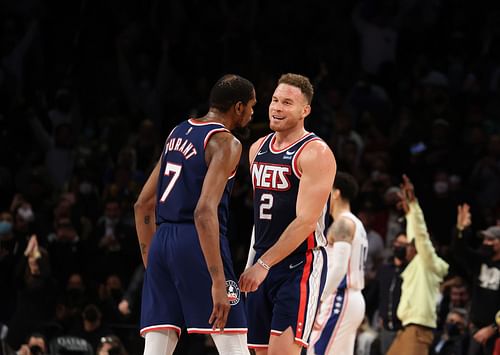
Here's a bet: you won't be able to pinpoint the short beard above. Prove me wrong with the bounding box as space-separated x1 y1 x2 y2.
232 126 251 141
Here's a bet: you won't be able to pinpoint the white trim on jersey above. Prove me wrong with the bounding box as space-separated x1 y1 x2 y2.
302 248 326 343
313 203 329 247
203 127 230 149
291 137 322 178
186 327 248 334
140 324 182 337
248 343 269 349
188 118 226 127
268 132 314 154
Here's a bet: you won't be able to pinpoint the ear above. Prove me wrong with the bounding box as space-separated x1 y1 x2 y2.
235 101 245 115
303 104 311 118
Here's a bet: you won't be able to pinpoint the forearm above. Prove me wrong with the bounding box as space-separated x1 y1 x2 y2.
134 204 156 267
260 217 316 266
245 227 256 270
194 210 226 284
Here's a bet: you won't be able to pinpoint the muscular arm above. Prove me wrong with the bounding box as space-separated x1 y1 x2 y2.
322 217 355 300
194 131 242 329
260 140 336 266
134 159 160 268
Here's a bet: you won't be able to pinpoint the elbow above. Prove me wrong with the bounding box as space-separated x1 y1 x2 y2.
194 205 212 227
297 216 318 235
134 197 154 212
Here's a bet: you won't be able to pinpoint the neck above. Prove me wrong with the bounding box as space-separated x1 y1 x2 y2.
274 127 307 149
332 201 350 221
200 109 232 129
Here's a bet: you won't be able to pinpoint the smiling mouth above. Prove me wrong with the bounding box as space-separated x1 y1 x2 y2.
272 115 285 121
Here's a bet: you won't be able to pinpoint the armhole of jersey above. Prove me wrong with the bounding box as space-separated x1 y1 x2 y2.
203 128 230 149
228 167 237 180
204 128 234 175
249 133 273 166
291 137 322 178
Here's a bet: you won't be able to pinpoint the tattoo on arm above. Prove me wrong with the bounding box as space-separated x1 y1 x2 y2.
140 242 147 255
332 218 353 243
144 216 150 224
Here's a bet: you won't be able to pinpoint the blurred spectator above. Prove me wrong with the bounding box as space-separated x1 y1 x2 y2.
431 308 469 355
6 235 57 349
452 204 500 355
0 210 18 323
373 231 408 354
46 215 85 284
387 175 449 355
95 335 128 355
69 304 114 352
437 277 471 330
88 199 139 282
16 332 49 355
117 265 144 322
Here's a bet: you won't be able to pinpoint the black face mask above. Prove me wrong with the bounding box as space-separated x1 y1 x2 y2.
478 244 495 258
446 323 461 337
393 246 407 261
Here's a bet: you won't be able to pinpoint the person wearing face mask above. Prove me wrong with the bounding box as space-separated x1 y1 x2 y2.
452 204 500 355
431 308 469 355
386 175 449 355
373 231 409 354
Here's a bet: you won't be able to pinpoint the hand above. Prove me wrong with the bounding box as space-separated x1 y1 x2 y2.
397 174 415 214
17 344 30 355
209 281 230 331
473 325 496 344
456 203 471 230
24 234 40 258
239 263 268 293
118 299 131 315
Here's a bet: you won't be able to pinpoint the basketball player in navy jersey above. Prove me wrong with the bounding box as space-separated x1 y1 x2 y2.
308 172 368 355
239 73 336 355
134 74 257 355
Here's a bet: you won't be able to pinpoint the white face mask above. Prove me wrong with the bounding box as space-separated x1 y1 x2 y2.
433 181 449 195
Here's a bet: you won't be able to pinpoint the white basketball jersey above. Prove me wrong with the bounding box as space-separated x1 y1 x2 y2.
340 211 368 291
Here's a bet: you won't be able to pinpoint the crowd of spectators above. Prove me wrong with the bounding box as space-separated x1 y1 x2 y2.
0 0 499 354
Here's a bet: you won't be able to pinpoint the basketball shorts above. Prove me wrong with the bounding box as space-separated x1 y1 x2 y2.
140 222 247 337
246 247 327 349
308 288 365 355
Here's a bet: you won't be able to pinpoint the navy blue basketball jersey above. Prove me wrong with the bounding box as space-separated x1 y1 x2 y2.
251 132 330 256
156 119 235 234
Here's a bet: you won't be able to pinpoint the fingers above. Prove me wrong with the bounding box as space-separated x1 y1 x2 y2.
239 275 258 293
209 303 230 331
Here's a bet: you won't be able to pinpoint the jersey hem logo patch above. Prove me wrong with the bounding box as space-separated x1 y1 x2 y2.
226 280 241 306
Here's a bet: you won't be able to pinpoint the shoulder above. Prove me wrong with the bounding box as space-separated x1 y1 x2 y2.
296 137 336 174
299 138 333 160
329 216 356 241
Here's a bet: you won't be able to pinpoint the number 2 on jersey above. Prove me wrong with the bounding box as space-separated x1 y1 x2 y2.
259 193 274 220
160 162 182 203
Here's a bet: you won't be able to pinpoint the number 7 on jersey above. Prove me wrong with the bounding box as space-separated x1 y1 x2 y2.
160 162 182 203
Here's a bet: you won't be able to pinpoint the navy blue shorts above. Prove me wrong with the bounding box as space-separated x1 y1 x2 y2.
140 223 247 336
246 247 327 349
